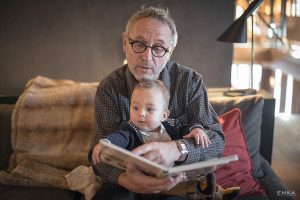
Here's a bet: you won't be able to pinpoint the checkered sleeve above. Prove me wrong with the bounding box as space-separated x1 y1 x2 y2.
88 80 125 184
181 72 225 163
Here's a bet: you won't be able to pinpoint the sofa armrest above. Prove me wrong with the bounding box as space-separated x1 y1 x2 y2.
0 104 14 170
260 93 275 164
259 156 296 200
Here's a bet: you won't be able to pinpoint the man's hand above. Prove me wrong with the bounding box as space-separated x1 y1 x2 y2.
132 141 181 167
118 162 185 193
183 128 211 148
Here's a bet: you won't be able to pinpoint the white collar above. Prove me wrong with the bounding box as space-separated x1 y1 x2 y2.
140 123 166 136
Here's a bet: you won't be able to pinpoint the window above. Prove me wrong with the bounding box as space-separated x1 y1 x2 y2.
231 64 262 90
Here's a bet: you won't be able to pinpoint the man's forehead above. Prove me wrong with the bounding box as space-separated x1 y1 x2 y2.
128 18 172 44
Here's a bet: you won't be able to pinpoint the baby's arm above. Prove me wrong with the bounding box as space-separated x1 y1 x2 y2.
92 128 131 164
183 128 211 148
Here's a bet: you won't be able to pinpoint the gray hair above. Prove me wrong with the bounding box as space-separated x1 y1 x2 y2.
125 6 178 47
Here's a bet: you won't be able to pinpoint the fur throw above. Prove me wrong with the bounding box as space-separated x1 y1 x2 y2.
0 76 99 190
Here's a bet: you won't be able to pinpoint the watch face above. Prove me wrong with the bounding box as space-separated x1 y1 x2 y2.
177 141 188 162
182 148 188 154
180 143 188 154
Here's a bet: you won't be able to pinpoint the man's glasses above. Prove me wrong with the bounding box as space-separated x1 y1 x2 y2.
128 38 170 58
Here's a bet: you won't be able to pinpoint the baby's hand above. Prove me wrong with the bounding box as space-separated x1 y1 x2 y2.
92 143 102 164
183 128 211 148
92 139 110 164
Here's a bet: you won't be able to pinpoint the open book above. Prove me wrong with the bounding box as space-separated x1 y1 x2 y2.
99 140 239 179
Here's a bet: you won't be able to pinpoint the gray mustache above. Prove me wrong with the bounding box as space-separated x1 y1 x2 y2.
136 60 155 69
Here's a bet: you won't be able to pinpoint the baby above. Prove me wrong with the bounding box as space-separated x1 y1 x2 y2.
99 79 211 158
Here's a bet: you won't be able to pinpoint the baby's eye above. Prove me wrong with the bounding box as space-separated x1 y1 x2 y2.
132 106 138 111
146 108 153 112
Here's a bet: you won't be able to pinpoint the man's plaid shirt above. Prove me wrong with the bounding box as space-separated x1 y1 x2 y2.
89 60 225 184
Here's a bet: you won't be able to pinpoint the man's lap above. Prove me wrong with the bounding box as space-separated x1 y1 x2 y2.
92 183 186 200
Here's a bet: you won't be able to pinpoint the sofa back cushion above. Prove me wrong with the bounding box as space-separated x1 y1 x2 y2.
210 95 264 178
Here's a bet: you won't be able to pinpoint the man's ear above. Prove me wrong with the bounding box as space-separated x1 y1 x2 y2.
168 46 175 57
122 32 127 53
162 109 170 122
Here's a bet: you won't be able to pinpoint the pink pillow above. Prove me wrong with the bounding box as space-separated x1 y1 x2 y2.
216 108 266 196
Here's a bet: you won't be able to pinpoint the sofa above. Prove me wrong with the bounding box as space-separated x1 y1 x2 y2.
0 76 295 200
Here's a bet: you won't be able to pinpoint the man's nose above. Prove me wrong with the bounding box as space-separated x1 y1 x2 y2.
141 47 153 60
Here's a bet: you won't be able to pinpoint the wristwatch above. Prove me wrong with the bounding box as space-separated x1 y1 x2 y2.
176 140 188 163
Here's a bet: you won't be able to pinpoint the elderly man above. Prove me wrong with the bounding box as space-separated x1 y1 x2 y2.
89 6 225 200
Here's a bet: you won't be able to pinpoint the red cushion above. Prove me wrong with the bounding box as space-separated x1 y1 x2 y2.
215 108 266 196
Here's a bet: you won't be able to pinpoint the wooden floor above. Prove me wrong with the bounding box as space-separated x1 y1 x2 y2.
272 114 300 199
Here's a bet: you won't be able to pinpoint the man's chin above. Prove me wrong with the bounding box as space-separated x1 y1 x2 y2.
135 74 158 81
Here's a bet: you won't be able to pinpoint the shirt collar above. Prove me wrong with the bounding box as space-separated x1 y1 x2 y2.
159 61 171 91
140 123 167 136
125 65 139 98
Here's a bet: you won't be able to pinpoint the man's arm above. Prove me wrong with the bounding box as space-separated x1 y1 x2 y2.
181 72 225 163
88 81 125 184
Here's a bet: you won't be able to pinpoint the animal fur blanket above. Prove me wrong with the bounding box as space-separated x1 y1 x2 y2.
0 76 99 191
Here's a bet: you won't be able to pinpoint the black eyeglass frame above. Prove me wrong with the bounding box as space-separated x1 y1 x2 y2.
128 38 170 58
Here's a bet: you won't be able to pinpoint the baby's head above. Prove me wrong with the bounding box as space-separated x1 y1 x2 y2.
130 80 170 131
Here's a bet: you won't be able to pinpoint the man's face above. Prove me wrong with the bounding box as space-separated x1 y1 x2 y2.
130 87 169 132
123 18 174 81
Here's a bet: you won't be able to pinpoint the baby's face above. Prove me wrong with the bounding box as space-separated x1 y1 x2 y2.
130 87 168 132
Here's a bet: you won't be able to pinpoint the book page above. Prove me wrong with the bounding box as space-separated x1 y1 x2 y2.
100 141 168 177
99 140 238 178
